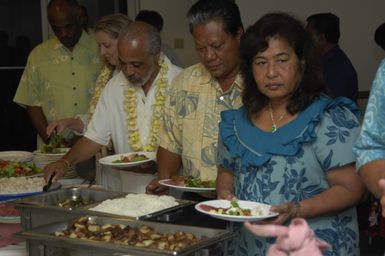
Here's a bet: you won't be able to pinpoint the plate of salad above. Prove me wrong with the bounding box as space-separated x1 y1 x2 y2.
98 152 155 168
0 160 42 178
158 176 216 192
195 200 278 222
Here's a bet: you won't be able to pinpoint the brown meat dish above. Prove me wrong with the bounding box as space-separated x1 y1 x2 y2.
54 217 204 251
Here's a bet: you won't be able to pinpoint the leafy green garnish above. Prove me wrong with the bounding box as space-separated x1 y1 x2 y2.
184 176 216 188
230 200 240 208
0 160 42 178
40 132 65 153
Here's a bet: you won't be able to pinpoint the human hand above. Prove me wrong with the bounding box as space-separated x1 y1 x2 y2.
46 118 84 137
379 179 385 217
216 190 237 201
260 202 300 225
43 159 70 183
46 119 71 137
244 221 288 237
146 178 169 195
244 219 330 256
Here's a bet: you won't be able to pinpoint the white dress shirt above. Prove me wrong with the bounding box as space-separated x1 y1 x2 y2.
84 55 182 193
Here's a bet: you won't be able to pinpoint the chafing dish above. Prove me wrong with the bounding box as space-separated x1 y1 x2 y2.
9 187 123 229
10 187 199 256
10 187 196 229
16 216 234 256
81 198 195 222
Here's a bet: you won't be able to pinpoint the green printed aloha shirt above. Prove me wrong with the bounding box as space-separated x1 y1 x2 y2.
159 63 243 180
14 31 101 146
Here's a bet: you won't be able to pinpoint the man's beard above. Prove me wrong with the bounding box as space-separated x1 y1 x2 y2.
126 75 144 87
126 66 155 87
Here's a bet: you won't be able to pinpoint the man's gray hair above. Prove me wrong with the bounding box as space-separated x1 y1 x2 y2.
119 21 161 56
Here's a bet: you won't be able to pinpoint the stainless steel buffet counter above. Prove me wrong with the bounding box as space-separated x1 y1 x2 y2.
8 187 230 256
10 187 122 230
10 187 195 229
16 216 233 256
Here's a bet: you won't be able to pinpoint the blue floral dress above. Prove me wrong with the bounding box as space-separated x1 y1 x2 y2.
217 96 361 256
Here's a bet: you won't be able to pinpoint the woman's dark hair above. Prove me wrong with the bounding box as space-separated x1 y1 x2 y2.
240 12 325 117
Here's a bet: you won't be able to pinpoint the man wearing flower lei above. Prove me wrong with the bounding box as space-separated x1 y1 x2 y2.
44 22 182 193
146 0 244 200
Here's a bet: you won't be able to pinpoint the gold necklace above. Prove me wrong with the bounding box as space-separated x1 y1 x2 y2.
268 102 287 133
124 55 168 152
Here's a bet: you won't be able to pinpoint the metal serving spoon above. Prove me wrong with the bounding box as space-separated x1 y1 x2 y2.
43 173 54 192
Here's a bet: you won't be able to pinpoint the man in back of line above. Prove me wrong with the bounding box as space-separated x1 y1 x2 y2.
306 12 358 102
135 9 185 67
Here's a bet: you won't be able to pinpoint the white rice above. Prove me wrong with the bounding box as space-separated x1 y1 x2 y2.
252 204 272 216
0 177 45 194
90 193 179 217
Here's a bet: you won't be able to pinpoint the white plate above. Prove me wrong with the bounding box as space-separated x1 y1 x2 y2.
34 148 70 156
195 200 278 222
98 152 155 168
0 151 33 162
158 179 216 192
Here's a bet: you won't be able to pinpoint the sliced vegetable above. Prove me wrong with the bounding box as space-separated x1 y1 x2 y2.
0 160 42 178
170 176 216 188
112 154 149 163
200 200 252 216
40 132 65 153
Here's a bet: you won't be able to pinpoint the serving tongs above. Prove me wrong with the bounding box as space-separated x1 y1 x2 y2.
80 178 95 188
42 173 54 192
42 173 62 192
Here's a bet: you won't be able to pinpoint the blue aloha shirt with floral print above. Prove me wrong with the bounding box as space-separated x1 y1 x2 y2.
354 59 385 171
217 95 361 256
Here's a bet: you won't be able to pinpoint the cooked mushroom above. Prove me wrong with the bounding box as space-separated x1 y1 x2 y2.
53 217 203 251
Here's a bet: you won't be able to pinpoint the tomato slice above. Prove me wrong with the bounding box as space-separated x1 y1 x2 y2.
0 160 9 169
15 167 25 175
199 204 217 212
165 179 179 185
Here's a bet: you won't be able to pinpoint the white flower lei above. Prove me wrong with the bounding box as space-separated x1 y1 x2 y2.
88 65 113 119
124 56 168 152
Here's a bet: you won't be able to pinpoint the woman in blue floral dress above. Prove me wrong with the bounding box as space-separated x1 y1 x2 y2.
216 13 365 256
